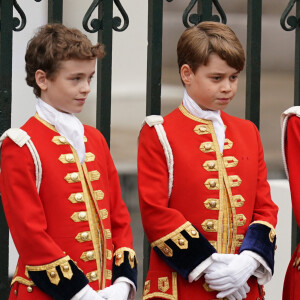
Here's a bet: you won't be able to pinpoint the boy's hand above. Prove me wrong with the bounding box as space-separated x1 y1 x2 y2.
224 282 250 300
205 253 259 298
98 282 130 300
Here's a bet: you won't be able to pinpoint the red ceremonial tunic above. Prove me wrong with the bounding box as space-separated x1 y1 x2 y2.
282 114 300 300
138 105 278 300
0 115 137 299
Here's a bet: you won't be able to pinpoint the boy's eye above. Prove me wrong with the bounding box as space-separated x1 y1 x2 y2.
72 77 80 81
211 76 221 81
230 75 238 81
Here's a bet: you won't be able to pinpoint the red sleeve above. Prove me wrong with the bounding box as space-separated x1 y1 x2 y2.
286 115 300 227
0 138 65 264
251 122 278 227
138 124 188 241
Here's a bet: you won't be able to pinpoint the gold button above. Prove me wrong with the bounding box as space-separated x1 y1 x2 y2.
71 173 79 181
200 126 206 132
90 272 97 280
86 251 94 260
130 254 135 262
59 137 66 143
50 271 56 278
207 221 214 229
270 233 275 240
293 261 296 267
78 212 87 221
81 232 89 240
208 162 215 169
14 290 17 295
205 143 212 150
209 200 217 208
66 154 74 162
27 286 33 293
164 247 169 253
178 239 185 246
75 193 83 202
191 230 197 236
117 253 122 259
63 265 70 272
209 180 216 188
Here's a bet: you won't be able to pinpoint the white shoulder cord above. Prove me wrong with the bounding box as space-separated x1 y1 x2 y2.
0 128 42 193
280 106 300 180
143 116 174 198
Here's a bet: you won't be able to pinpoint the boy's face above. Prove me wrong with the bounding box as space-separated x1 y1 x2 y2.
37 59 96 114
181 53 239 111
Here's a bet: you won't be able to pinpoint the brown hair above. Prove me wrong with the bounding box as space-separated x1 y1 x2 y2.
25 23 105 97
177 21 245 76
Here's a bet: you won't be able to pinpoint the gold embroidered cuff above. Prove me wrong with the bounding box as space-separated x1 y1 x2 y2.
150 222 200 256
250 221 276 243
25 256 73 286
114 248 137 269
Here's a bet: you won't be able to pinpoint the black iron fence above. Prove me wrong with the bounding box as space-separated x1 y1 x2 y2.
0 0 299 298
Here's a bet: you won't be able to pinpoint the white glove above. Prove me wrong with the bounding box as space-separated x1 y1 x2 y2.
71 285 105 300
204 252 259 298
97 282 130 300
226 282 250 300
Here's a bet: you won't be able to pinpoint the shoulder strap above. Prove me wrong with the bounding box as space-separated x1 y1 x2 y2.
143 115 174 198
0 128 42 193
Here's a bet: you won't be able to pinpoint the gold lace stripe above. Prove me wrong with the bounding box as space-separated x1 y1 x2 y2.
88 170 100 181
151 221 194 248
85 152 95 162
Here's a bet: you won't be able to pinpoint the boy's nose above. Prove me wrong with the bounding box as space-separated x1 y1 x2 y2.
221 80 232 92
81 81 91 94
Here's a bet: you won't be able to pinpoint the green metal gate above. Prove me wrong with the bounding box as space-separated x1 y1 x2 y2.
0 0 299 298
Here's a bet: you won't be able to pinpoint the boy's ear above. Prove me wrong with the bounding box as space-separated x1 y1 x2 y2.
180 64 193 85
35 70 48 91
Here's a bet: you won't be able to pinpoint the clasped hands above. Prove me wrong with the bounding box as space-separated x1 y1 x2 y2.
204 252 259 300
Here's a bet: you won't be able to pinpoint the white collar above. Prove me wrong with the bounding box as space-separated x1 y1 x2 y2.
36 98 86 163
182 89 225 152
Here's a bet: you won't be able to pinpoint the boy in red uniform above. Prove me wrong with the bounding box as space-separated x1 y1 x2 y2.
138 21 278 300
0 24 137 300
281 107 300 300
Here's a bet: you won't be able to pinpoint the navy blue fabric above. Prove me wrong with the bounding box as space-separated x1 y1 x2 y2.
112 251 138 289
28 260 89 300
154 226 216 280
239 223 276 274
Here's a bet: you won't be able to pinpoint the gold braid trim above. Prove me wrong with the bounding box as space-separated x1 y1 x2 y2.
11 276 35 287
114 247 137 269
178 104 209 124
25 255 71 272
151 222 198 249
143 272 177 300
